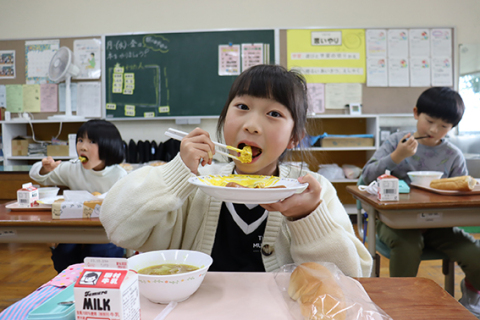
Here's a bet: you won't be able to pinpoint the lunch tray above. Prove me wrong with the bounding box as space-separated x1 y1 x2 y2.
27 284 75 320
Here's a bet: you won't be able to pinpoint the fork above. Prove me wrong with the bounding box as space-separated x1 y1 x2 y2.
165 128 247 162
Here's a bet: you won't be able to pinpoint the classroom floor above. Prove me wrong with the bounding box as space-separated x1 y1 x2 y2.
1 232 479 312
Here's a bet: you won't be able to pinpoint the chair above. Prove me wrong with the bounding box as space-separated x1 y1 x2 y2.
356 176 455 296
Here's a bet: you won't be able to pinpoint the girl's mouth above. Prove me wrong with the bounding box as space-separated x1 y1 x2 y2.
79 156 89 164
239 143 262 160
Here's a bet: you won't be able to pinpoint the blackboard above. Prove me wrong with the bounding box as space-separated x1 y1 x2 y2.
104 30 275 118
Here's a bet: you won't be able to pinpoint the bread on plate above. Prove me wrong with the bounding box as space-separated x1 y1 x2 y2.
429 175 477 191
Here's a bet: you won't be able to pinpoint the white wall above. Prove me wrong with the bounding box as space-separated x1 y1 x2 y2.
2 0 480 142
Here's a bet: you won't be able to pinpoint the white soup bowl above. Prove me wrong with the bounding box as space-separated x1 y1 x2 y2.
407 171 443 187
128 249 213 304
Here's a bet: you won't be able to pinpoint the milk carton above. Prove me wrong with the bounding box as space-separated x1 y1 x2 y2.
17 183 39 207
74 258 140 320
377 170 399 201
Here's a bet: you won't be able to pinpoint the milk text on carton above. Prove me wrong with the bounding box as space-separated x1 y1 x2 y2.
377 170 399 201
17 183 39 207
74 258 140 320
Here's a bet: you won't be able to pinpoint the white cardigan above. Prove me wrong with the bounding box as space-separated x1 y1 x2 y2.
100 155 372 277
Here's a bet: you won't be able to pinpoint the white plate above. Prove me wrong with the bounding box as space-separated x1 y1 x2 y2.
411 182 480 195
188 175 308 204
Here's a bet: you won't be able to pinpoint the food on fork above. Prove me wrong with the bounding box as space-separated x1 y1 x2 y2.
78 156 87 163
429 175 477 191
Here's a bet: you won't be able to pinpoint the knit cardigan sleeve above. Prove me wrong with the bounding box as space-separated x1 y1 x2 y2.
100 154 197 251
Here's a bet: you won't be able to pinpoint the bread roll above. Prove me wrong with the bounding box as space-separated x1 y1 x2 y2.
430 176 477 191
288 262 346 320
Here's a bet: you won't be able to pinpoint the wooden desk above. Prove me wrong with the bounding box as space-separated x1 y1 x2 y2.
0 202 108 244
138 273 475 320
346 185 480 276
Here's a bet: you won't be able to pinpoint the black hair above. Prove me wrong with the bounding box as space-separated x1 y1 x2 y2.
77 119 124 166
216 64 309 162
416 87 465 127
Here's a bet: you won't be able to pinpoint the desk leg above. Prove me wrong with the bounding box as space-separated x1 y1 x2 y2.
366 207 377 277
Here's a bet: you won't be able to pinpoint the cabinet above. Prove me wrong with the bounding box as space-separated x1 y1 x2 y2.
290 114 415 213
1 120 85 166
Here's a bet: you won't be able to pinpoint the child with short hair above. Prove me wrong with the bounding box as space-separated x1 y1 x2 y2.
100 65 372 277
362 87 480 317
30 119 127 273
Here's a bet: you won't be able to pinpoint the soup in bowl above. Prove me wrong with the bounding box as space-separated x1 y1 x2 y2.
128 249 213 304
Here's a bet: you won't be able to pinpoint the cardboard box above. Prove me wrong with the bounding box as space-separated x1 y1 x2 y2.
17 182 39 207
74 257 140 320
322 137 374 148
52 199 103 219
377 172 399 201
47 145 70 156
11 137 34 156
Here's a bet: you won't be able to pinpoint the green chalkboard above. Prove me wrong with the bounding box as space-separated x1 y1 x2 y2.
104 30 275 118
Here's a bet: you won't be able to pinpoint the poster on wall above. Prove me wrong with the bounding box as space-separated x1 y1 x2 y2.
25 39 60 84
218 44 240 76
0 50 16 79
74 39 102 79
287 29 366 83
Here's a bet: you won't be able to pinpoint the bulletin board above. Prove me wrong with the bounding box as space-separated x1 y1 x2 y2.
279 27 455 114
0 36 102 119
104 29 276 119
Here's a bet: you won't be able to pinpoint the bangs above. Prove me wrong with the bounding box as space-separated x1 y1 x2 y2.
231 67 294 111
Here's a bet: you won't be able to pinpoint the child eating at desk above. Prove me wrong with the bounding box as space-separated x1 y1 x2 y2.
361 87 480 318
100 64 372 278
29 119 127 273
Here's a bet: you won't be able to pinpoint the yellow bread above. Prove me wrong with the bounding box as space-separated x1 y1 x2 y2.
430 175 477 191
288 262 346 320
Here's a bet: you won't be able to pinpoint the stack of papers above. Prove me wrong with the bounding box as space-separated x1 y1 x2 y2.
28 143 47 156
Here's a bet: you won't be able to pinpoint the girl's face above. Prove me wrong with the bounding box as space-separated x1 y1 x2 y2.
76 134 105 171
223 95 296 176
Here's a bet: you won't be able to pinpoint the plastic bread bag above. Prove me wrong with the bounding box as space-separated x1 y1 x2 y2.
274 262 392 320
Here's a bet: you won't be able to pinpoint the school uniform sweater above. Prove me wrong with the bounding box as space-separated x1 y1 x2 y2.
362 131 467 184
29 161 127 194
100 154 373 277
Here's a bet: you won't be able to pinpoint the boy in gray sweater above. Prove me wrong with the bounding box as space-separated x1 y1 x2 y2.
362 87 480 318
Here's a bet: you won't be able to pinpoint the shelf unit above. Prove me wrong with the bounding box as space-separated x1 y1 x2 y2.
290 114 415 207
1 120 86 166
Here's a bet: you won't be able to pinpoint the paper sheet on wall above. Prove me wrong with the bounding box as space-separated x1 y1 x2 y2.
410 57 431 87
25 39 59 84
431 57 453 86
5 85 23 112
74 39 102 79
388 57 409 87
40 83 58 112
0 85 6 108
0 50 16 79
77 81 101 117
218 44 241 75
22 84 41 112
431 29 452 57
58 83 77 112
387 29 409 57
366 58 388 87
306 83 325 114
287 29 366 83
241 43 264 72
409 29 430 57
366 29 387 57
325 83 362 109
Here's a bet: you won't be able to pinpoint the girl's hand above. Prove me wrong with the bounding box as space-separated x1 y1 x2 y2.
261 174 322 220
390 133 418 164
40 156 61 175
179 127 215 175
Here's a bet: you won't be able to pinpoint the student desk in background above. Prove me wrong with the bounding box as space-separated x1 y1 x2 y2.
0 202 108 244
346 185 480 277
